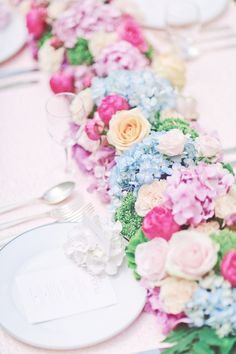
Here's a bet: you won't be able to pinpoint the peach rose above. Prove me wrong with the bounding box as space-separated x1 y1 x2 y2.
107 108 150 152
196 135 222 158
89 32 118 59
193 221 220 235
215 185 236 219
166 230 219 280
159 277 197 314
152 53 186 91
158 129 186 156
135 180 167 217
71 89 94 125
135 238 169 286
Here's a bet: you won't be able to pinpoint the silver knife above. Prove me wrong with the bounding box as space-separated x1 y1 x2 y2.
0 67 39 79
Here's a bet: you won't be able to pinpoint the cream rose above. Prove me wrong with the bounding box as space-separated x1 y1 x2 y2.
76 131 99 153
47 0 72 20
135 180 167 217
158 129 186 156
71 89 94 125
166 230 219 280
38 41 64 73
135 238 169 286
215 185 236 219
159 277 197 314
160 109 185 122
107 108 150 152
152 53 186 91
193 221 220 235
89 32 118 59
196 135 222 158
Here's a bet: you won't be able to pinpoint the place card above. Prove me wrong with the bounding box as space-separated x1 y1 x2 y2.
16 265 117 324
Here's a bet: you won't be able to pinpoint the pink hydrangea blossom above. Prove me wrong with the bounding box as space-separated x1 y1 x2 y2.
118 15 148 53
144 287 188 335
97 94 130 125
74 66 95 92
165 163 234 226
85 116 105 141
53 0 122 48
94 41 148 77
142 206 180 241
26 7 47 39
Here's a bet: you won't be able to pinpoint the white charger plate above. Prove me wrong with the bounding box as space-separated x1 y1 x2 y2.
136 0 229 28
0 12 27 63
0 223 146 350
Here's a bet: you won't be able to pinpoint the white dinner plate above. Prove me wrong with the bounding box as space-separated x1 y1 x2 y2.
136 0 229 28
0 11 27 63
0 223 146 350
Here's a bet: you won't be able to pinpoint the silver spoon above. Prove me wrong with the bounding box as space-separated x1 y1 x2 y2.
0 181 76 215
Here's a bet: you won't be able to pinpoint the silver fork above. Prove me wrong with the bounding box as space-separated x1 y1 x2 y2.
0 201 94 231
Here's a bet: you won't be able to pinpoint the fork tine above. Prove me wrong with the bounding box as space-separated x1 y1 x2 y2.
65 204 94 222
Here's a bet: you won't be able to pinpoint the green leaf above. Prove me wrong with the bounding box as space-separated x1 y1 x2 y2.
37 31 52 48
67 38 93 65
223 162 235 176
145 45 154 61
125 228 148 275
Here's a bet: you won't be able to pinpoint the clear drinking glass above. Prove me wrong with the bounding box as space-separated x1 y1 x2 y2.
46 93 85 174
166 0 201 60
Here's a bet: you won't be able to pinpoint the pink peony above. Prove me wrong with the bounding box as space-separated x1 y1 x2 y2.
97 94 130 125
94 40 148 77
85 116 104 141
142 206 180 241
221 250 236 286
118 15 148 52
26 7 47 39
49 72 75 93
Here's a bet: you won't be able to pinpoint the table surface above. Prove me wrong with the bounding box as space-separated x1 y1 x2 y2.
1 2 236 354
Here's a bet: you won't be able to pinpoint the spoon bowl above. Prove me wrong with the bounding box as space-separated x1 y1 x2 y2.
42 181 75 204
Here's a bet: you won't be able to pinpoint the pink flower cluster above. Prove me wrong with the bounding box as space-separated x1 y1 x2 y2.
118 15 148 53
165 163 234 226
53 0 122 48
94 41 148 77
98 94 130 125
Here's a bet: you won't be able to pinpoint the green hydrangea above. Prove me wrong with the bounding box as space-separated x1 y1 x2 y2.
211 229 236 271
115 193 143 241
67 38 93 65
155 117 199 139
125 228 148 279
38 31 52 48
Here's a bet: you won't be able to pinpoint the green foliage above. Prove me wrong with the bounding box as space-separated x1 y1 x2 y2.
125 228 148 279
67 38 94 65
211 229 236 271
154 117 199 139
115 193 143 241
163 326 236 354
145 45 154 61
223 162 235 176
38 31 52 48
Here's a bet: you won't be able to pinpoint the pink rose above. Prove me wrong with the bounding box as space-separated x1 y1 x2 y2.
221 250 236 286
135 238 169 285
166 230 219 280
142 206 180 241
118 15 148 53
85 116 104 141
98 94 130 126
26 7 47 39
49 72 75 93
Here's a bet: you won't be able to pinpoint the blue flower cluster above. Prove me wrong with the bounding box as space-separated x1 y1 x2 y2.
109 131 196 199
186 274 236 337
91 70 176 123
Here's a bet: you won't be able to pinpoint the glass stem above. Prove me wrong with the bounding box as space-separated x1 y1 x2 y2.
64 145 74 174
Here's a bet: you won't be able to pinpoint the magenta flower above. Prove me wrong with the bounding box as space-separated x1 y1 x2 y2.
142 206 180 241
165 163 234 226
221 250 236 286
49 71 75 93
26 7 47 39
97 94 130 125
85 117 104 141
94 41 148 77
118 15 148 53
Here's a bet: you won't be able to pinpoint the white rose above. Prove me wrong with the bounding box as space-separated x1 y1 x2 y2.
215 185 236 219
160 109 185 122
77 131 99 153
47 0 71 20
135 180 167 216
89 32 118 60
71 89 94 125
196 135 222 158
38 40 64 73
158 129 186 156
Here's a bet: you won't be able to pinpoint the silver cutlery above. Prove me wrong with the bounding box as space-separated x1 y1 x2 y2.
0 67 39 80
0 201 94 231
0 79 39 90
0 181 76 215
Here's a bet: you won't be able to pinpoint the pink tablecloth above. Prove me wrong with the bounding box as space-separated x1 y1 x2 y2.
1 2 236 353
